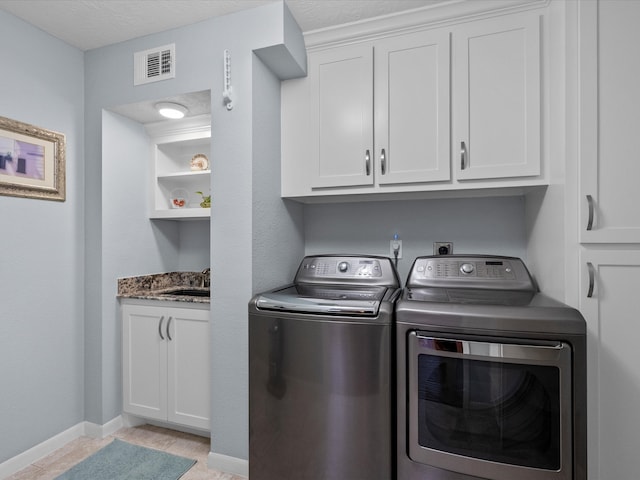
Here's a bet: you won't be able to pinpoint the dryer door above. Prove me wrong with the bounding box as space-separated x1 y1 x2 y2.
407 332 572 480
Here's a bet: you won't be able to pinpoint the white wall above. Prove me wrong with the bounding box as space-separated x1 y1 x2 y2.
304 197 527 281
525 0 571 304
178 222 210 271
0 10 85 463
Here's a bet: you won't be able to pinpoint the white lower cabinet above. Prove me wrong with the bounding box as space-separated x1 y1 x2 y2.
122 302 210 431
579 250 640 479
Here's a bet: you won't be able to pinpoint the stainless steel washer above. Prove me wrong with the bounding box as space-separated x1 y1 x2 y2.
396 255 587 480
249 255 400 480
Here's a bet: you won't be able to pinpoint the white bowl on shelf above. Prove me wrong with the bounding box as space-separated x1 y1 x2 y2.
170 189 189 209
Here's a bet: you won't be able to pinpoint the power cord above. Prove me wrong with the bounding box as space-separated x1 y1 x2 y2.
392 234 400 268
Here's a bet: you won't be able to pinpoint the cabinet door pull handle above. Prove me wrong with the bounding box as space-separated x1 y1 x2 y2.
587 262 595 298
460 141 468 170
380 148 387 175
166 316 173 341
158 316 165 340
586 195 594 231
365 150 371 176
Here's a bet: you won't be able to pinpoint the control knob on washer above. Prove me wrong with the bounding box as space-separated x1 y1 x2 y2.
460 263 475 275
338 261 349 273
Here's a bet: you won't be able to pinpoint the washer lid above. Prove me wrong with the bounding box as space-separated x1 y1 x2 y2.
255 285 388 316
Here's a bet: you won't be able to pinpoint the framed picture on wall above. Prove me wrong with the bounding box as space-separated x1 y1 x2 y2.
0 115 65 201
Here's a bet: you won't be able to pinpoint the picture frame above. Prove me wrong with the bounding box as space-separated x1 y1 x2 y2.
0 115 65 201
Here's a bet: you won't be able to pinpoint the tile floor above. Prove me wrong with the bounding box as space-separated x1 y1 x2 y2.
6 424 246 480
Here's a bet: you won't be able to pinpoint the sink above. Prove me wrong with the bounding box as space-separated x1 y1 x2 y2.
160 288 210 297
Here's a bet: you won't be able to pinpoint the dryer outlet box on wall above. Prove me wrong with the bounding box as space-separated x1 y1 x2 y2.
434 242 453 255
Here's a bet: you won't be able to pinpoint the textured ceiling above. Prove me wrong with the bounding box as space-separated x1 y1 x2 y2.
0 0 443 124
0 0 442 51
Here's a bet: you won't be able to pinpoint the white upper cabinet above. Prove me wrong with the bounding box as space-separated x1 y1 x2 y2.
375 30 451 185
281 6 546 201
310 44 374 189
579 0 640 243
309 29 450 190
453 13 541 181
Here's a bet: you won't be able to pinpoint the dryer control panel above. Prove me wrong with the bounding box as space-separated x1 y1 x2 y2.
407 255 536 291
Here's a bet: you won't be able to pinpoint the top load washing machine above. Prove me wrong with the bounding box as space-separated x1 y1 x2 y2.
395 255 586 480
249 255 401 480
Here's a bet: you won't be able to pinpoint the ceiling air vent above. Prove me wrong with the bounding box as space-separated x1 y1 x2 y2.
134 44 175 85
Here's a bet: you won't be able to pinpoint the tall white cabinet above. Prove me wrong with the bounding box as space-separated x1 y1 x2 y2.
579 252 640 480
577 1 640 478
122 301 210 431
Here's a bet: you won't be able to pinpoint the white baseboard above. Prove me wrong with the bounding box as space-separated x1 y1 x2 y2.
0 415 244 479
84 415 124 439
208 451 248 478
0 415 123 479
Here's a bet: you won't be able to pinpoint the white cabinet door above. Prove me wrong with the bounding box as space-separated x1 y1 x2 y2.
122 304 167 420
375 30 451 185
310 44 374 189
579 0 640 242
453 13 541 181
580 250 640 480
284 8 546 200
167 308 210 430
122 302 210 430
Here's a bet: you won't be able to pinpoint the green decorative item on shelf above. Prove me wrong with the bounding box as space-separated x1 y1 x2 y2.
196 191 211 208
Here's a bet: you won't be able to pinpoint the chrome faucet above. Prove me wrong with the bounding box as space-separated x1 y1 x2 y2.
201 268 210 288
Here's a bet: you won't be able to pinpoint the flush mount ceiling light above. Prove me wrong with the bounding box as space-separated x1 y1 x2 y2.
155 102 188 119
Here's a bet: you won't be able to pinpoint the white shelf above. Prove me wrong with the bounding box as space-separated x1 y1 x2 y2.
150 207 211 220
146 115 211 220
158 170 211 180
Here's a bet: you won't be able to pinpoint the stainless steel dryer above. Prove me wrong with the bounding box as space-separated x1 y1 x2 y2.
249 255 401 480
395 255 586 480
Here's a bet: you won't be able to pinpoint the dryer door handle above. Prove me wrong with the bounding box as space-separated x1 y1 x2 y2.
412 333 570 365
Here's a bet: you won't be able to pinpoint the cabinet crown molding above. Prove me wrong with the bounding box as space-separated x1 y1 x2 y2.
304 0 548 49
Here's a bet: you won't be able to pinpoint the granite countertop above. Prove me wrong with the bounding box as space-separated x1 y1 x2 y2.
117 271 210 304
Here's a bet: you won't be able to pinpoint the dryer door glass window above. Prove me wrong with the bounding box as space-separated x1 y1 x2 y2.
418 355 560 468
408 334 573 476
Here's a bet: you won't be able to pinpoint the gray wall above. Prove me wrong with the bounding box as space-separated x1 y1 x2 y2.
0 10 85 463
304 197 527 281
0 0 537 470
84 0 305 462
101 111 184 420
207 8 305 461
0 0 304 466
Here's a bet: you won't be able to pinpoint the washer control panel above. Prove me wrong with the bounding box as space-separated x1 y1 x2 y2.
408 255 535 291
294 255 399 287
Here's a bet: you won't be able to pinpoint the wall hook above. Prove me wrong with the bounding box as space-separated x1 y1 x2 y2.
223 49 234 110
